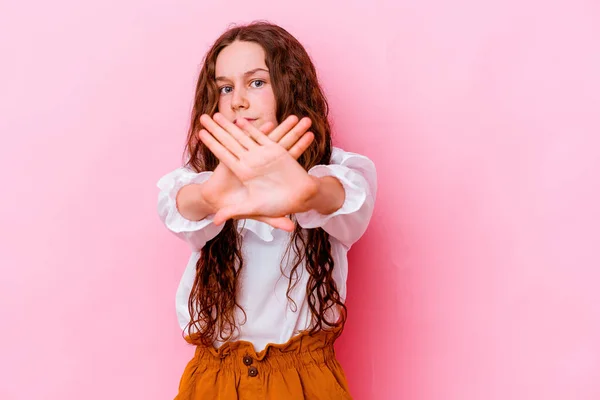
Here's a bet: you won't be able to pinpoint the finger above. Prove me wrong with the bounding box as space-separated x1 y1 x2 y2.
215 205 296 232
259 121 275 134
278 117 313 150
198 129 241 173
235 118 271 146
212 113 259 150
244 215 295 232
267 115 299 142
236 117 275 144
288 132 315 160
237 117 309 157
200 114 247 157
234 119 272 145
257 216 295 232
238 118 271 145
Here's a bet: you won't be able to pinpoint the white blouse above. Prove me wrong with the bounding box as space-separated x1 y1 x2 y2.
157 147 377 351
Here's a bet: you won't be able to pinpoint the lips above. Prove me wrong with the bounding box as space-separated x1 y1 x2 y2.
234 117 256 124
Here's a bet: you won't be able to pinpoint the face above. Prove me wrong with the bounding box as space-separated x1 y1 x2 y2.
214 40 277 129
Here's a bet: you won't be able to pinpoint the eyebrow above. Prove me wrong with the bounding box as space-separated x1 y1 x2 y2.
215 68 269 82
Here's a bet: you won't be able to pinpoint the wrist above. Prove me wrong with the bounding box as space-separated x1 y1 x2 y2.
176 183 218 221
305 176 345 215
197 180 220 215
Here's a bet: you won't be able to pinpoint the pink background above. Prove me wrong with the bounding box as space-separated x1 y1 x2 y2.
1 0 599 399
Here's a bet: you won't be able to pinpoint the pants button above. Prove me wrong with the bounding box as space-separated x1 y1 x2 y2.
243 356 253 366
248 366 258 377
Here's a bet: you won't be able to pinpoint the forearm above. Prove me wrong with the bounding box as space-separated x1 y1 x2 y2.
305 176 345 215
176 183 217 221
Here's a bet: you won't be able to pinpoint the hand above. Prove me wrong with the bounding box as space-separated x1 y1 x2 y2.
198 114 317 231
199 113 314 231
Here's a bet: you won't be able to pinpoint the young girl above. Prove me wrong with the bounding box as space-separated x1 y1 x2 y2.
157 21 377 399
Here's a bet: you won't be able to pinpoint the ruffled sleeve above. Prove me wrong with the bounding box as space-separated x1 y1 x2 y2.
157 167 224 251
295 147 377 248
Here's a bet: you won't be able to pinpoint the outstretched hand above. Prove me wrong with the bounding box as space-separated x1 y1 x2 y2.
199 113 318 231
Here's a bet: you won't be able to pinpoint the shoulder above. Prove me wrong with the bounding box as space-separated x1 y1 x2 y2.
331 146 374 163
329 147 377 178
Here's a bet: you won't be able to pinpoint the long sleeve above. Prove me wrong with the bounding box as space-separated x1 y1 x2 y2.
157 167 224 251
295 147 377 248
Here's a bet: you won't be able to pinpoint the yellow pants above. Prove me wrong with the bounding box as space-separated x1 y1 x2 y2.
175 328 352 399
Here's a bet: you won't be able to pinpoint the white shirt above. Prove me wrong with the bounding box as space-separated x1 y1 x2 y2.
157 147 377 351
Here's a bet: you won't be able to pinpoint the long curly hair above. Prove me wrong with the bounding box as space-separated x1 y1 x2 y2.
183 21 346 346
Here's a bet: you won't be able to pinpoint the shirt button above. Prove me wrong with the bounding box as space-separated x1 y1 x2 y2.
243 356 253 366
248 366 258 377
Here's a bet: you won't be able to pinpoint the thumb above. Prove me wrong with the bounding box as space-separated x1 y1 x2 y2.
253 216 295 232
215 206 296 232
213 204 248 227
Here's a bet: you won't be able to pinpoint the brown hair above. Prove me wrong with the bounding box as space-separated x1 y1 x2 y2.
183 21 346 346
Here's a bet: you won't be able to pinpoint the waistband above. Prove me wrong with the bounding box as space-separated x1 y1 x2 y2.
191 327 342 374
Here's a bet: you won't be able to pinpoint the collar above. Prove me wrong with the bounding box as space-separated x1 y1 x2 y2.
236 219 275 242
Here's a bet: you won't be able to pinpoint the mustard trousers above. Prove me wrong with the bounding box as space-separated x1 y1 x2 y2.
175 329 352 399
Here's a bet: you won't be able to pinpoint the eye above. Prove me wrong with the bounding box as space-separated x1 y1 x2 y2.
219 86 233 95
250 80 265 88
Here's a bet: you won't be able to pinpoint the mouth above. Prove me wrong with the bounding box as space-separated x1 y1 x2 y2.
234 117 257 124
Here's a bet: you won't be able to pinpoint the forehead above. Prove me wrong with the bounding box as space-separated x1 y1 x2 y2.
215 41 267 77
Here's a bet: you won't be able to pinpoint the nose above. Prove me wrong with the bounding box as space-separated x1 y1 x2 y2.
231 87 249 111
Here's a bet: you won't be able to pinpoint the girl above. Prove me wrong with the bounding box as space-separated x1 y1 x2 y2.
157 21 377 399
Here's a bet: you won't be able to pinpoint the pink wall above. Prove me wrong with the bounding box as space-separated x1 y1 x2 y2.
1 1 599 399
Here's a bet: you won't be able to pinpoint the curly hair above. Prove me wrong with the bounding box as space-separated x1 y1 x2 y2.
183 21 346 346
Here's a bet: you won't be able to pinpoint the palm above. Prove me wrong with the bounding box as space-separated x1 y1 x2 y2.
201 162 244 210
198 113 316 229
226 144 317 217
